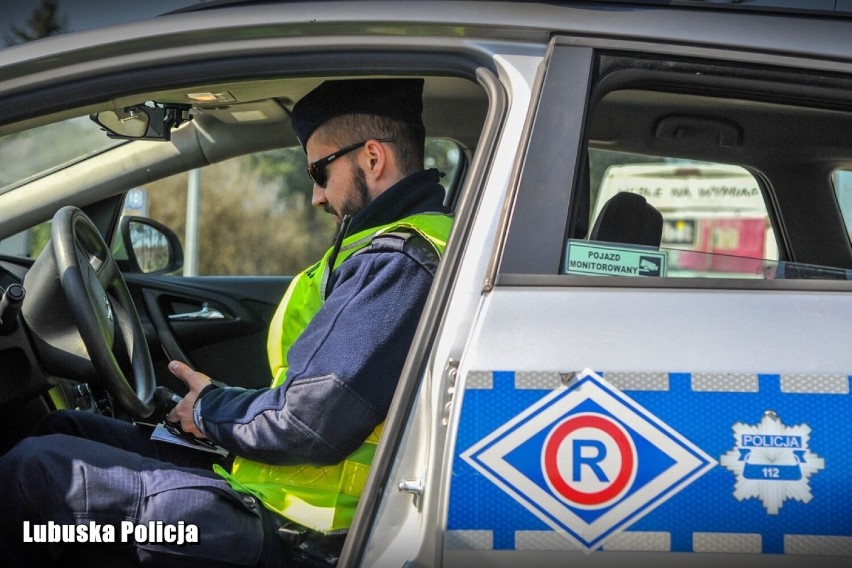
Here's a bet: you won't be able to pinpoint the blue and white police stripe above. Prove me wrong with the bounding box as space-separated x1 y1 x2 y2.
448 369 852 556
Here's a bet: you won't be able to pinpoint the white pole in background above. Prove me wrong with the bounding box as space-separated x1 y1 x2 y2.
184 168 201 276
184 0 205 278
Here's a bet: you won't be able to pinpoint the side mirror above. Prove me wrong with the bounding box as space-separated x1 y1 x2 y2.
90 103 192 141
116 216 183 275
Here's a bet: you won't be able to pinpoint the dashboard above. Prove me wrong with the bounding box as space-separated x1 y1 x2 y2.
0 257 99 417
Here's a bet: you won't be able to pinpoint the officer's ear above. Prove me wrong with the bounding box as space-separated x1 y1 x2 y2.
361 138 389 182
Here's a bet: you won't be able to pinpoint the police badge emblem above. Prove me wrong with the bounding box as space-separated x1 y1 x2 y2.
720 411 824 515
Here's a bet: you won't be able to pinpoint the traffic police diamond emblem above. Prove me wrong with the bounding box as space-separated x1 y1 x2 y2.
460 369 716 552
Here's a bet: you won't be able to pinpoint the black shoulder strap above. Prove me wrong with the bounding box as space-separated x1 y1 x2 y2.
356 229 441 276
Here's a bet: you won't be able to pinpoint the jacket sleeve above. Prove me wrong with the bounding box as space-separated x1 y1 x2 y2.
195 236 438 465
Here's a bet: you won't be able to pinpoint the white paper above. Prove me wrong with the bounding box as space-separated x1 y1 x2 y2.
150 423 229 457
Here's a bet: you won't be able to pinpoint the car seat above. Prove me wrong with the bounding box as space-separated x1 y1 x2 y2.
590 191 663 247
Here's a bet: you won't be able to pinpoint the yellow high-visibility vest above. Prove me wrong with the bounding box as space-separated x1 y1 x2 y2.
214 212 452 533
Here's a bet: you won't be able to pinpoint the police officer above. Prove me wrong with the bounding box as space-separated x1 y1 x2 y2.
0 78 452 567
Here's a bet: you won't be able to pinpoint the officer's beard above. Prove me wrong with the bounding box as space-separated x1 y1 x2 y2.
325 163 371 226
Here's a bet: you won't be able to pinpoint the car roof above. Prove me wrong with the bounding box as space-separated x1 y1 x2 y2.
167 0 852 19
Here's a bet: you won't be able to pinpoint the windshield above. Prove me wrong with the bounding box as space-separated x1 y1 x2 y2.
0 116 124 193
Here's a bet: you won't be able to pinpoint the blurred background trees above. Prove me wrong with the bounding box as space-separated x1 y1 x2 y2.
4 0 68 46
145 148 336 276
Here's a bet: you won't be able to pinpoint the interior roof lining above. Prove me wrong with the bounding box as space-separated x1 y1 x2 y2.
587 59 852 165
0 51 491 133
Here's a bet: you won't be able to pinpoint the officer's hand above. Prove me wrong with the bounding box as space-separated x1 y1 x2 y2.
167 360 212 439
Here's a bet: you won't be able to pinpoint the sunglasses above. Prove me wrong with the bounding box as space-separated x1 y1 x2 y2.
307 137 392 187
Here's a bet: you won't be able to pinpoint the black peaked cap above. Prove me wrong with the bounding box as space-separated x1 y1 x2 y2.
291 78 424 149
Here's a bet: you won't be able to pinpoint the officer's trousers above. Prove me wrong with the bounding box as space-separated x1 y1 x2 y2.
0 410 286 567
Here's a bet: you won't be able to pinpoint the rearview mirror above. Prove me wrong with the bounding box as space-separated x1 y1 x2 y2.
90 103 192 141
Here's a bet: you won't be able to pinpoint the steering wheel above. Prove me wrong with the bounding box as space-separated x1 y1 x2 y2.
23 206 155 418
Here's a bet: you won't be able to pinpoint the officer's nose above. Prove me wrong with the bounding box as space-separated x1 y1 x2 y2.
311 185 327 208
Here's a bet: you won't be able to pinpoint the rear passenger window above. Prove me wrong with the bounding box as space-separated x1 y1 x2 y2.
550 55 852 283
577 150 778 278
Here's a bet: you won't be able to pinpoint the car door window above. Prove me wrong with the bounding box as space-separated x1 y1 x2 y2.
548 54 852 283
580 151 778 278
129 147 335 277
121 139 461 277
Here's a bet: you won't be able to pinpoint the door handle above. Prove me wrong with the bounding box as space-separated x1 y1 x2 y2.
168 303 226 321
